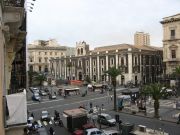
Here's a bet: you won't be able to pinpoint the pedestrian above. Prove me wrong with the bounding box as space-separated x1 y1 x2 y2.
49 127 55 135
177 113 180 124
90 102 93 108
110 95 113 101
54 91 56 95
31 112 34 118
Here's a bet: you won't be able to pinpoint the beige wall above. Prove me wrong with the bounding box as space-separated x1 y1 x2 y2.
161 14 180 74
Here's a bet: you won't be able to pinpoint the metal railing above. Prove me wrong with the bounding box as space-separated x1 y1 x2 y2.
3 0 25 7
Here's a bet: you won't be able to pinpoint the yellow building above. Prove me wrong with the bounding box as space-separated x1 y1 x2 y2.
134 32 150 46
161 13 180 74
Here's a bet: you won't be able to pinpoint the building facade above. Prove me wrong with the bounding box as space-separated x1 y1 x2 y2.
0 0 27 135
50 41 163 85
161 13 180 74
28 39 75 73
134 32 150 46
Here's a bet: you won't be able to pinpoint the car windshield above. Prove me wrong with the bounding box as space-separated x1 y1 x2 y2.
105 115 112 120
42 111 48 116
34 93 39 96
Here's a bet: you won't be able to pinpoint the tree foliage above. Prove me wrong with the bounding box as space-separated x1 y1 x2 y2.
104 66 122 111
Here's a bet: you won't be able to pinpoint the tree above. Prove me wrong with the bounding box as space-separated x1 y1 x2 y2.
28 71 38 86
174 66 180 96
104 66 122 111
142 83 163 118
34 73 46 89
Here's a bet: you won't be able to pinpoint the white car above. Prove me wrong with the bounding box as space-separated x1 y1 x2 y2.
103 130 120 135
41 111 50 122
85 128 106 135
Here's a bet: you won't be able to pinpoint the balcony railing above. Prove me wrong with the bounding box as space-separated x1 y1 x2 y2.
4 0 25 7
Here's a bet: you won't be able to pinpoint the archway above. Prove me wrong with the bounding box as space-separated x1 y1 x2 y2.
78 72 82 80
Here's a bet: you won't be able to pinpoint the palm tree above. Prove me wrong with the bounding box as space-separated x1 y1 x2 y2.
174 66 180 96
104 66 122 111
142 83 163 118
34 73 46 89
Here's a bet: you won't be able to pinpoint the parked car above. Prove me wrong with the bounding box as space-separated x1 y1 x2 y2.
32 87 40 93
41 110 50 122
39 90 47 96
49 93 57 99
97 113 116 126
103 130 120 135
84 128 106 135
32 93 41 101
38 127 48 135
73 123 96 135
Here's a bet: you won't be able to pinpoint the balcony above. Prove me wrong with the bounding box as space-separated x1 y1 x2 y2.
4 0 25 7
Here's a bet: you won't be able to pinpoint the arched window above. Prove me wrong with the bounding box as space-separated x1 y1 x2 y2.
30 66 33 71
81 48 83 54
78 48 80 55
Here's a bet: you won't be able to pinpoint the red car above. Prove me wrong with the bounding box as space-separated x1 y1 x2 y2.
72 123 96 135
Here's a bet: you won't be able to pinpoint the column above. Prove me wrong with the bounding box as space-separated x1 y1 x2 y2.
116 53 118 68
97 53 100 81
128 48 132 81
106 51 109 81
64 58 67 79
54 60 57 79
90 56 92 80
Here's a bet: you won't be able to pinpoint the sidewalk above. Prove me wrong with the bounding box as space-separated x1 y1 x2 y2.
119 105 178 123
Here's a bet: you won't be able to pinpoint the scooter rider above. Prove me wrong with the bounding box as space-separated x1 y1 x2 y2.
49 127 55 135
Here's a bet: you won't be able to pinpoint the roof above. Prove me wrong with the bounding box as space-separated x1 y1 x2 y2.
98 113 110 117
93 44 136 52
63 108 87 117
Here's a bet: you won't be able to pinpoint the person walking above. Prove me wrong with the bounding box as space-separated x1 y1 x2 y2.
31 112 34 118
49 127 55 135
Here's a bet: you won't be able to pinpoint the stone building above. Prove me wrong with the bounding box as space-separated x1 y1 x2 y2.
50 41 163 85
0 0 27 135
134 32 150 46
28 39 75 73
160 13 180 74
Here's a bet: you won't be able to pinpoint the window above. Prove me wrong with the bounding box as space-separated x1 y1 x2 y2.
135 57 137 65
39 58 42 63
78 49 80 55
45 52 47 55
86 68 89 73
39 66 41 72
101 68 104 72
30 58 33 62
93 60 96 66
45 57 48 63
81 48 83 54
86 61 89 66
171 50 176 58
61 52 64 56
170 29 175 38
121 57 124 65
101 59 104 65
111 59 114 65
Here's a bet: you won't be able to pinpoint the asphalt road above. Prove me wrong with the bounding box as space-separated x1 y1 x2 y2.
27 86 180 135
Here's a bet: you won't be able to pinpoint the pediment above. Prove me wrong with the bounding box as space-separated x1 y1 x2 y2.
169 45 178 49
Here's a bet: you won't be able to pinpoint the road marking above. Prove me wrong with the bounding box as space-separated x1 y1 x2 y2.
30 95 114 112
37 120 42 127
27 98 64 106
49 121 52 125
43 121 47 126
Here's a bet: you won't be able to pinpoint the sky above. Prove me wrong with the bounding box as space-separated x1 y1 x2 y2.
27 0 180 49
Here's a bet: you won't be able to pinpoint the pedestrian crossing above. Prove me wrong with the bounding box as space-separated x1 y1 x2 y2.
35 117 55 127
92 107 106 114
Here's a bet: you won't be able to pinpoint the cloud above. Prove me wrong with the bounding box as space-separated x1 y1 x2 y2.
27 0 180 48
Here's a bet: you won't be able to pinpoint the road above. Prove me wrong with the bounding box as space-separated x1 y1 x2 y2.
27 86 180 135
